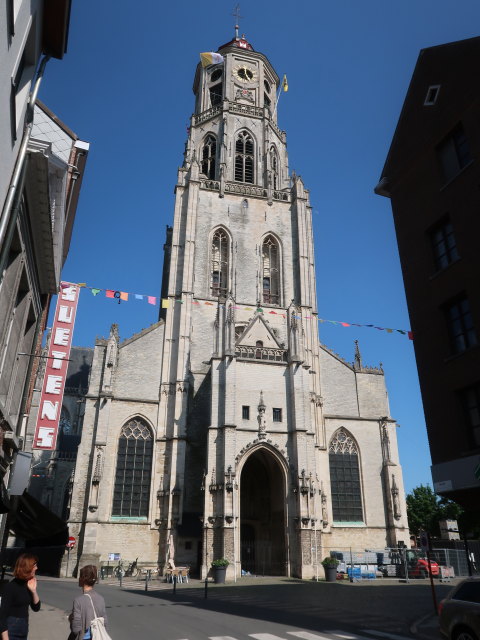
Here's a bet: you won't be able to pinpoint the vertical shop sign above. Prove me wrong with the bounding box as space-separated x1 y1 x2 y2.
33 283 80 449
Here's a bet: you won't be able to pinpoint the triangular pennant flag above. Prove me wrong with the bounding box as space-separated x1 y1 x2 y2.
106 290 115 298
148 296 156 305
91 288 101 296
192 300 200 305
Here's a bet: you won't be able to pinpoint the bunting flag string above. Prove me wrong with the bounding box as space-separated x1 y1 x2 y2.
61 282 412 339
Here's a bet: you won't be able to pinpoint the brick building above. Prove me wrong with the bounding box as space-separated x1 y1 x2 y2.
375 36 480 515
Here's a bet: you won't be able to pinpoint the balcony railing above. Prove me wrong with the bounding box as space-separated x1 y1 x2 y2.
235 345 287 362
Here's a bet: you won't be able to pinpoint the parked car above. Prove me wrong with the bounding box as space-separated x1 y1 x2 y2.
439 577 480 640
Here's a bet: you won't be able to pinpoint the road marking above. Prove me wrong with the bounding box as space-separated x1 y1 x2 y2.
210 637 240 640
287 632 334 640
363 632 412 640
251 634 292 640
327 633 373 640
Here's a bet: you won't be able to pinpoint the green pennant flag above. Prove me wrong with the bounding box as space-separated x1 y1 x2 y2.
91 288 101 296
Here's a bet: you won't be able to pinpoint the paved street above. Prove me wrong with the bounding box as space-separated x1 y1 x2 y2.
27 576 453 640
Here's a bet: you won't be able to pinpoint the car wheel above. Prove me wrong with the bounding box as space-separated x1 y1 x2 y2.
453 626 479 640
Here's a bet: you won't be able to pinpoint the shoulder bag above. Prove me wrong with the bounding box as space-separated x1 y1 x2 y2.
85 593 112 640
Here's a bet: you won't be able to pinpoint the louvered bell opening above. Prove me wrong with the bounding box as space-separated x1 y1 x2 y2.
235 155 244 181
244 156 254 183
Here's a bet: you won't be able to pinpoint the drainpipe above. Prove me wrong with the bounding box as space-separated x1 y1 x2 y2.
0 55 50 272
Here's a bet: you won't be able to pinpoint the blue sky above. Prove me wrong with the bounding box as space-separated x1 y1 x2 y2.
39 0 480 494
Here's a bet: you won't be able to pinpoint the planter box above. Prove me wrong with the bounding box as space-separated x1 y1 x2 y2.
213 566 227 583
323 566 337 582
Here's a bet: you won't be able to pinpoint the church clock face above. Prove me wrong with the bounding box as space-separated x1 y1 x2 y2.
233 64 256 83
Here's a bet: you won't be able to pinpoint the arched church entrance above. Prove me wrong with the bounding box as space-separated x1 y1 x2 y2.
240 448 286 576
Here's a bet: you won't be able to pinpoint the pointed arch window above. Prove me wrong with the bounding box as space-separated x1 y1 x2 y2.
262 235 280 305
235 131 254 183
329 429 363 522
201 135 217 179
112 418 153 518
211 228 229 297
270 146 279 190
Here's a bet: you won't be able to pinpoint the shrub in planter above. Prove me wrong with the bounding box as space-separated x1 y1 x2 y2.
321 556 339 582
211 558 229 568
211 558 229 583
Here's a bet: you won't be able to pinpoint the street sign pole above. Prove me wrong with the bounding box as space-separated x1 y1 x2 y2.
425 532 438 616
66 547 70 578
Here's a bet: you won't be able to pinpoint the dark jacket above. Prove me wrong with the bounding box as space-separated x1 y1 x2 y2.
70 590 107 640
0 578 41 633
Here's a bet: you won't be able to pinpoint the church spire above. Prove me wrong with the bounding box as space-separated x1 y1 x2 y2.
354 339 363 371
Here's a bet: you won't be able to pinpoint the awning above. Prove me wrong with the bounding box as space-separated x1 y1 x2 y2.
7 491 68 542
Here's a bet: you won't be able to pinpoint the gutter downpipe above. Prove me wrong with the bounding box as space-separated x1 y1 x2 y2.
0 55 51 273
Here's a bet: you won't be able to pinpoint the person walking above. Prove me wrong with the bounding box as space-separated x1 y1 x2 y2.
69 565 108 640
0 553 41 640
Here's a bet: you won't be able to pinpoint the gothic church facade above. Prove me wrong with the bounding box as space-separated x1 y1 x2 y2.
67 34 408 579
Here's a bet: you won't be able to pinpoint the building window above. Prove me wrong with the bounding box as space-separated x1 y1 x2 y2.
424 85 440 106
270 146 279 190
430 217 459 271
59 406 72 435
209 82 223 107
329 429 363 522
459 384 480 448
264 93 271 113
444 295 477 354
255 340 263 359
272 408 282 422
262 235 280 305
242 406 250 420
211 228 229 297
437 124 472 184
235 131 254 183
201 135 216 179
112 418 153 517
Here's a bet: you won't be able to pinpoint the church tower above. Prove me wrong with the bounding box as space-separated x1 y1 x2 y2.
66 31 408 580
157 32 408 579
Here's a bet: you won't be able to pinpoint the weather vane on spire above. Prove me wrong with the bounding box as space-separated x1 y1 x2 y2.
232 4 243 40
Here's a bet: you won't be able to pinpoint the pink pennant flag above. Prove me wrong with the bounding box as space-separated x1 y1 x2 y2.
148 296 156 305
341 322 350 327
106 290 115 299
192 300 200 305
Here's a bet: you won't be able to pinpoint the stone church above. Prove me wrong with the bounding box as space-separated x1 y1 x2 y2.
60 33 409 579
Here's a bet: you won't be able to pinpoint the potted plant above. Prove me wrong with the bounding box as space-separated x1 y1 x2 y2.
321 556 339 582
211 558 229 583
